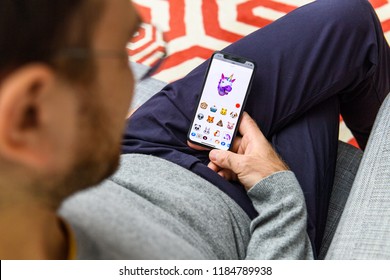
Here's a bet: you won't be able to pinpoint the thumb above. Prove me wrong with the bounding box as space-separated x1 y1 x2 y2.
209 149 242 173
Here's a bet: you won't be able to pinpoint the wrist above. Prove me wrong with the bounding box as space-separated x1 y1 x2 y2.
244 159 289 191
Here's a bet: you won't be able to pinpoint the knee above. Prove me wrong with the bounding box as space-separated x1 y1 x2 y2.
313 0 377 33
327 0 372 12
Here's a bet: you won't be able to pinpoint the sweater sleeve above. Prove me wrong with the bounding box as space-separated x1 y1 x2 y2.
245 171 314 259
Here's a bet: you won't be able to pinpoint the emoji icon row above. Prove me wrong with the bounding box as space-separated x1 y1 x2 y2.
195 117 235 130
191 130 232 142
194 125 231 137
191 131 231 148
197 113 237 126
199 102 238 118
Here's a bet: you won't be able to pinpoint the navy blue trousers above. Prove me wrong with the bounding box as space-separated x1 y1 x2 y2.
122 0 390 256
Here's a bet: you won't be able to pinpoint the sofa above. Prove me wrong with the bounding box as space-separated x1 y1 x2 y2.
130 62 390 259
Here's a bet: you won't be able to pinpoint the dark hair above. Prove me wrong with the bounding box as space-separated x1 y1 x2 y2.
0 0 102 83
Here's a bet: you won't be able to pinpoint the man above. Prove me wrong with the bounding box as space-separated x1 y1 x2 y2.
61 0 389 259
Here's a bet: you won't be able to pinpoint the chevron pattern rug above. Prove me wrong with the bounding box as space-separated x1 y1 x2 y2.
129 0 390 147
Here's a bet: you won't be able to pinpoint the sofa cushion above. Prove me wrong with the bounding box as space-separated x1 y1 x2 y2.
319 141 362 259
326 94 390 259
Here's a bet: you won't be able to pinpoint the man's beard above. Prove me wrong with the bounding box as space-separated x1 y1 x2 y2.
62 135 121 197
46 99 123 209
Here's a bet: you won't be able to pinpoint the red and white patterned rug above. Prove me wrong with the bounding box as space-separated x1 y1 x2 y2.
129 0 390 147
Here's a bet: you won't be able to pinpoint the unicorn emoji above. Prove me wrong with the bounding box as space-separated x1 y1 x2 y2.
217 74 236 96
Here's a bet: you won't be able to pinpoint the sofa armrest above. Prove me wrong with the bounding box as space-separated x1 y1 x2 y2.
318 141 363 259
326 94 390 259
130 62 167 110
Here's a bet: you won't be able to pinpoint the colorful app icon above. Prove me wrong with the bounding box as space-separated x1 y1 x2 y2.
223 133 231 141
210 105 217 113
215 140 220 145
197 113 204 120
220 108 227 115
200 102 208 109
214 130 221 137
227 122 235 130
216 120 223 127
221 142 226 146
227 144 231 148
203 127 210 135
230 112 238 119
191 132 196 137
196 133 202 139
207 116 214 123
203 136 208 140
235 103 241 108
194 124 201 131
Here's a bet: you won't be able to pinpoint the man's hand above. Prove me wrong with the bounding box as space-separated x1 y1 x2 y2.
208 112 289 191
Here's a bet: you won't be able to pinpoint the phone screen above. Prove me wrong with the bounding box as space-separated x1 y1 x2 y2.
188 52 255 150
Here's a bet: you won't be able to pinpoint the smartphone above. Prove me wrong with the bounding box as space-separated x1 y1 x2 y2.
187 51 256 151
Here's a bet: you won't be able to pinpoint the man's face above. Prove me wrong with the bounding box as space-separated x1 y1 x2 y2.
58 0 141 196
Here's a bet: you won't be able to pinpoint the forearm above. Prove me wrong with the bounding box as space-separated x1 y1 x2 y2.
245 171 314 260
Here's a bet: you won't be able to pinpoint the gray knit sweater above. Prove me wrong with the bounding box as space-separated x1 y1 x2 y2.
59 154 313 259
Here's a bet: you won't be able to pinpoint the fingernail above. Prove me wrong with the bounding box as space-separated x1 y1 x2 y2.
209 150 218 161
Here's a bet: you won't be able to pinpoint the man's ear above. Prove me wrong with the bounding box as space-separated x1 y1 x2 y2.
0 64 56 170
